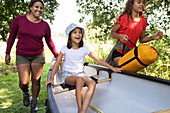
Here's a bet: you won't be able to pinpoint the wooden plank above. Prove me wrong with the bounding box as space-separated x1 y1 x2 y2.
54 88 69 94
153 109 170 113
53 84 60 87
53 77 111 95
98 78 112 83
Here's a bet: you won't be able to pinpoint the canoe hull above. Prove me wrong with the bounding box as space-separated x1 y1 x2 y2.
47 58 170 113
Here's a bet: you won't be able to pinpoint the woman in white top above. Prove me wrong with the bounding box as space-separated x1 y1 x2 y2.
45 23 123 113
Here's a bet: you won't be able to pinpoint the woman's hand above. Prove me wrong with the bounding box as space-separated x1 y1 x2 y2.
152 31 163 40
45 79 54 87
5 54 10 65
119 34 128 43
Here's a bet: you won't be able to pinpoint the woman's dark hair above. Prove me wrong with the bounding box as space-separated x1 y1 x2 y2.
67 30 84 49
118 0 146 24
29 0 44 13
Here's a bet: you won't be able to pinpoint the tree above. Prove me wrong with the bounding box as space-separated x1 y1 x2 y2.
76 0 170 40
0 0 59 41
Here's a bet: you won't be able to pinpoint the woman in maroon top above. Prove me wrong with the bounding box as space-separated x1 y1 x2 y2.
5 0 58 112
108 0 163 66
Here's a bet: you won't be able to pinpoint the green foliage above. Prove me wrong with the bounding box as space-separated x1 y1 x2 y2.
0 0 27 41
0 0 59 41
43 0 59 23
76 0 170 40
76 0 125 41
146 0 169 32
85 38 112 64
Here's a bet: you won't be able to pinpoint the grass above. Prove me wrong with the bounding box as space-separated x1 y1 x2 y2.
0 62 51 113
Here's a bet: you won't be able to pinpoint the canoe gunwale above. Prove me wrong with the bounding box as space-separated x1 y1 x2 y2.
121 70 170 85
47 69 60 113
85 62 170 85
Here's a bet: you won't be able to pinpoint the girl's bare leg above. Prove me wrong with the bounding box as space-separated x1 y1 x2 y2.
66 76 84 113
81 76 96 113
76 77 84 113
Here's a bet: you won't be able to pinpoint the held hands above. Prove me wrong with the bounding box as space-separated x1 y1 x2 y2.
119 34 128 43
5 54 10 65
45 79 54 87
152 31 163 40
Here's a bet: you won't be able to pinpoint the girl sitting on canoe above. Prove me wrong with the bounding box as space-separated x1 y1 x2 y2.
45 23 123 113
106 0 163 66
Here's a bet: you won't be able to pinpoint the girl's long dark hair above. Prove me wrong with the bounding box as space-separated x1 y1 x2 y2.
29 0 44 13
67 31 84 49
119 0 146 24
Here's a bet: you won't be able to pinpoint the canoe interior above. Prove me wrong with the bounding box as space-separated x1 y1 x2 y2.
47 58 170 113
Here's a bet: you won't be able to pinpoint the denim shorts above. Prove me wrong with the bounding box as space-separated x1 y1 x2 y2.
16 52 45 65
63 71 86 81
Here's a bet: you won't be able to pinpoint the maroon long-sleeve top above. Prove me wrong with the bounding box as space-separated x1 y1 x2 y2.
6 15 58 57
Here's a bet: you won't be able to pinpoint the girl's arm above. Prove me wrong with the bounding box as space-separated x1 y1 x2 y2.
139 30 163 43
88 52 123 72
45 52 64 87
109 24 128 43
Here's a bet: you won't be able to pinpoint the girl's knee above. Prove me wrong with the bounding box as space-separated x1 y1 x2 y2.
76 76 84 85
76 76 83 81
91 80 96 87
88 80 96 89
